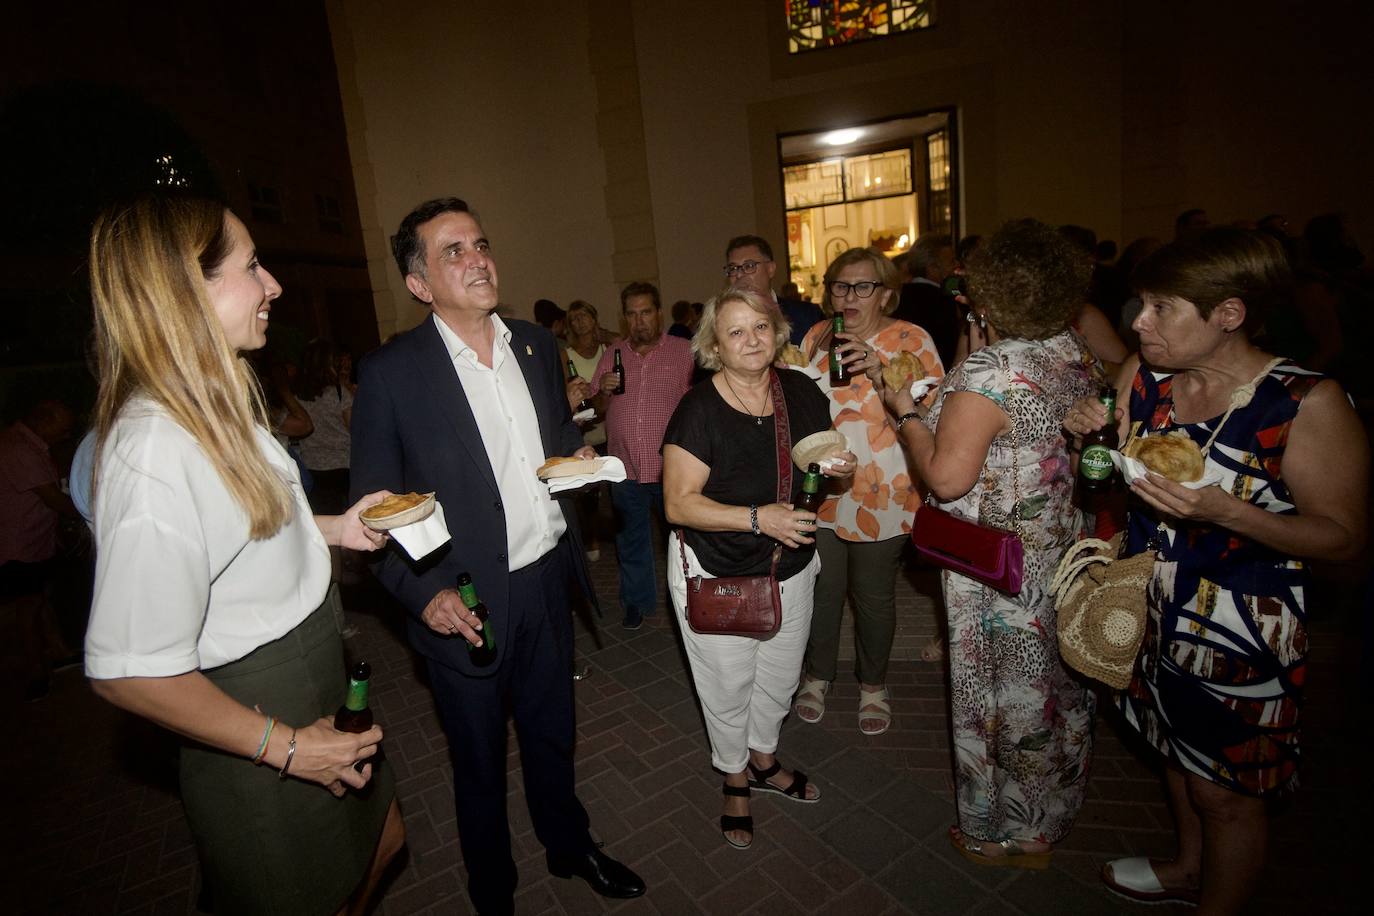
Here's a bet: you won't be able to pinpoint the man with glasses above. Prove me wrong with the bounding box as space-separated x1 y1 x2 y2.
723 235 823 345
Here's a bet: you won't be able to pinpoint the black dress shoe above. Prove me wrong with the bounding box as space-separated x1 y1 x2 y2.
548 847 646 899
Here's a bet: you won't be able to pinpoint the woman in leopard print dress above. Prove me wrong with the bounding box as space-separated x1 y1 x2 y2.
883 219 1102 866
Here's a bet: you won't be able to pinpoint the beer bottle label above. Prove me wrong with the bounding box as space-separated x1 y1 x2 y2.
801 473 821 494
1080 444 1114 480
458 582 479 608
345 676 369 712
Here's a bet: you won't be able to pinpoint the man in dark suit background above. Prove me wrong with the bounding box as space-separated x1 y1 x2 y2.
892 232 960 369
351 197 645 914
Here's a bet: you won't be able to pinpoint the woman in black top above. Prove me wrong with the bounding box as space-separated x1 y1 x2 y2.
663 288 854 849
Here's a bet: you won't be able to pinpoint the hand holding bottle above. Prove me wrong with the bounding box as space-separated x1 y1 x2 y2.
273 717 382 797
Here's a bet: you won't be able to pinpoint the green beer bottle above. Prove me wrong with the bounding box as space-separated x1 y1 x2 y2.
456 572 497 667
828 314 851 386
1078 386 1119 492
334 660 373 732
567 358 592 413
797 462 824 513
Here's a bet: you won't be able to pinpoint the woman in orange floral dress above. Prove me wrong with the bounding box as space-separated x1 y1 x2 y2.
792 247 944 735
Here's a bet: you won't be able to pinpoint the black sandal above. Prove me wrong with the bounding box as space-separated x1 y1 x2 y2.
721 783 753 849
746 760 821 803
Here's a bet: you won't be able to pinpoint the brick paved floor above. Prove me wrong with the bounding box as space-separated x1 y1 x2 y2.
8 532 1361 914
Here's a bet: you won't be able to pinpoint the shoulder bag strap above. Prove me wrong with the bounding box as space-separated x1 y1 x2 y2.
999 350 1021 536
768 369 790 575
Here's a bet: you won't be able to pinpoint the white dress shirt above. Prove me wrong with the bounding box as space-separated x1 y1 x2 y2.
85 397 331 677
433 313 566 570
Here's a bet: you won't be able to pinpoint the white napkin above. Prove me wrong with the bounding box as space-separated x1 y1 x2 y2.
786 363 823 380
815 433 851 472
388 500 453 560
572 407 596 423
546 456 629 494
1111 450 1224 490
909 377 937 401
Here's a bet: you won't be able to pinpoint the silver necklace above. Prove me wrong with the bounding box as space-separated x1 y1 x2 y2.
723 373 769 426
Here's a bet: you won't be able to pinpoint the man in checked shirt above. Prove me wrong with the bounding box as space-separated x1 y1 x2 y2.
592 281 694 629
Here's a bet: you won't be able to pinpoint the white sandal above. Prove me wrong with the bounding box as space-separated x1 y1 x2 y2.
858 685 891 736
1101 857 1200 906
793 675 829 723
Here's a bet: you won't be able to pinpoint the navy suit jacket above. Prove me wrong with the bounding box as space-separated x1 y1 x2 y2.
350 314 599 677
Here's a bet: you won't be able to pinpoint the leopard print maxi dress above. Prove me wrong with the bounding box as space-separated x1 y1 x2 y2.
923 332 1101 844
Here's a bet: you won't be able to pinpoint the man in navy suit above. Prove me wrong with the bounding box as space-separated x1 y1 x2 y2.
351 198 645 914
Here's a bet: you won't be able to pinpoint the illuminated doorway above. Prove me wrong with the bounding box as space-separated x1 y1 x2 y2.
779 110 957 301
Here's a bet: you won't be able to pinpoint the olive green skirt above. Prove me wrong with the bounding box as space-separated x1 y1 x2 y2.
181 602 395 916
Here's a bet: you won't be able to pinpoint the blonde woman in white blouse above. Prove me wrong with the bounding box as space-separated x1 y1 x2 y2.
84 196 404 916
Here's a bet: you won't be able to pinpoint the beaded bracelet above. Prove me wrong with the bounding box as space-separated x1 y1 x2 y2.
252 715 277 765
749 504 760 535
278 729 298 779
895 410 921 432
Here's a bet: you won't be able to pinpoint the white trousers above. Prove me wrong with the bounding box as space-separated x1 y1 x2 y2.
668 531 820 773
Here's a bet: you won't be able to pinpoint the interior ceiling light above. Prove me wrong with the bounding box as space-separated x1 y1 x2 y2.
822 128 862 146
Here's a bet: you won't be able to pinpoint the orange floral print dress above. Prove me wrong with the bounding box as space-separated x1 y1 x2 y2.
800 319 944 542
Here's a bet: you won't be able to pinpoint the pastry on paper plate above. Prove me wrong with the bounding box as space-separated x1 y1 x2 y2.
360 491 436 530
537 456 605 479
1122 432 1204 483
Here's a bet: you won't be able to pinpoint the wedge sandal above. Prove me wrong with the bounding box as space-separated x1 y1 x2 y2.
720 782 753 849
746 760 820 803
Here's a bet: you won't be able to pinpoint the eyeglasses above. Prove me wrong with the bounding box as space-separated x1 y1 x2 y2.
723 259 770 278
828 280 880 299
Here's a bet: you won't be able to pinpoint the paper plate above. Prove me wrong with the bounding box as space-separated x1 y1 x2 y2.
1111 451 1224 490
791 430 846 470
361 492 436 531
538 457 607 480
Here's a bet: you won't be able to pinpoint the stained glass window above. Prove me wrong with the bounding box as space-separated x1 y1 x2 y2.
786 0 936 55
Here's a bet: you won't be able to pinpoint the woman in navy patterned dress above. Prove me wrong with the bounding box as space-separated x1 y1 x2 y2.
1066 228 1367 914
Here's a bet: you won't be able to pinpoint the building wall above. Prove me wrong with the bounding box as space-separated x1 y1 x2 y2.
632 0 1124 303
328 0 620 338
2 1 377 366
332 1 1372 342
1122 1 1374 247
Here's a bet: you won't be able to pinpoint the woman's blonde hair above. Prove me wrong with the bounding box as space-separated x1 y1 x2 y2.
821 246 901 317
90 196 292 539
567 298 599 323
692 288 791 371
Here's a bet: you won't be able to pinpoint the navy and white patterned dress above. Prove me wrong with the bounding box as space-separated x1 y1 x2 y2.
1119 361 1323 796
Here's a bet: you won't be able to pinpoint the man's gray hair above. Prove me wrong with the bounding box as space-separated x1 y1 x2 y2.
906 233 952 279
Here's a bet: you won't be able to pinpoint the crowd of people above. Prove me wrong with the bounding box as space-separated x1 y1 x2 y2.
2 194 1367 916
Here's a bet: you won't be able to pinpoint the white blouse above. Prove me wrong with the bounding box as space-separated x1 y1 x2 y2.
85 398 331 678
